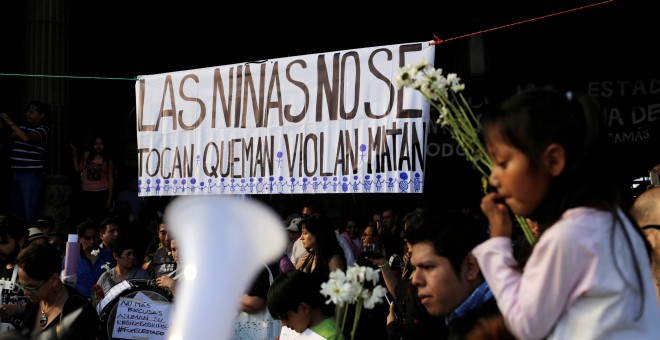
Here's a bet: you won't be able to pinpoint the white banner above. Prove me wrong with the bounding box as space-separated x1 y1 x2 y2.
135 41 434 196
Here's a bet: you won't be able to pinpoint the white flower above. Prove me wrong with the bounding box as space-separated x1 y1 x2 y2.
394 64 415 90
91 249 100 256
320 265 386 339
362 285 387 309
320 278 353 307
446 73 465 92
413 56 429 73
101 262 111 272
395 58 537 246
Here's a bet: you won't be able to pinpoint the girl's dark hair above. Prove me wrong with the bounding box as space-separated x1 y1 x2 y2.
483 87 651 318
300 213 346 277
17 242 61 280
483 87 614 225
85 135 111 163
267 270 328 320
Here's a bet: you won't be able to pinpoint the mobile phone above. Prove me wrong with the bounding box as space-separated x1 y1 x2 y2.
385 294 403 321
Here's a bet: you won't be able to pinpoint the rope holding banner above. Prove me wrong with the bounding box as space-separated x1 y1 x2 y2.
430 33 443 45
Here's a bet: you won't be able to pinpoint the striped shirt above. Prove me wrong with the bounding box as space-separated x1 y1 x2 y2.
9 124 49 172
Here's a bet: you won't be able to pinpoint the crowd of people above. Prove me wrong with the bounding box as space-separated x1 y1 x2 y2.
0 87 658 340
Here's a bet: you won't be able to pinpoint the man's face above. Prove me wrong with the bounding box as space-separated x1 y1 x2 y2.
410 241 472 317
24 108 44 126
101 223 120 248
372 214 382 225
0 235 20 265
301 207 314 218
158 224 170 250
644 229 660 263
382 210 395 229
80 229 100 253
345 221 359 239
288 230 302 243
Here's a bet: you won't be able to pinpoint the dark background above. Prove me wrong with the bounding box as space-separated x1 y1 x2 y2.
0 1 657 223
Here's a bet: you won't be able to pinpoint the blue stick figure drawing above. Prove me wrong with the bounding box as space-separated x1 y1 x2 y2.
359 144 367 163
398 173 409 193
277 151 283 168
413 173 422 192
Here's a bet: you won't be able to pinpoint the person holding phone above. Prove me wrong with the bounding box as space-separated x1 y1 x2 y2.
373 210 447 340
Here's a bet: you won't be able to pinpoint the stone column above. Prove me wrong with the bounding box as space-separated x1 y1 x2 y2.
23 0 75 228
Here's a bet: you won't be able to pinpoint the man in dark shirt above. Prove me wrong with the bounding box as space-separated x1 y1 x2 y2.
146 223 176 279
389 211 505 339
0 101 50 225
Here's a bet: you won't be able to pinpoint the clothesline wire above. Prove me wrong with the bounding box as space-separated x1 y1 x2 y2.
1 0 615 81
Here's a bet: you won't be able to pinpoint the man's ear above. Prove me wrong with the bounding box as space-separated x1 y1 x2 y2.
542 143 566 177
463 253 481 281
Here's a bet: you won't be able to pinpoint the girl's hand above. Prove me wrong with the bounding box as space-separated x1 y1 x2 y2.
481 192 513 238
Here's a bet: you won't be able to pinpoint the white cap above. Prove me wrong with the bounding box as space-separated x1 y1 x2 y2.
286 217 302 232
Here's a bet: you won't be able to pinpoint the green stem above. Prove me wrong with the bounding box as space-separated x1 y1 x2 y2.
350 300 363 340
417 80 536 245
516 215 537 245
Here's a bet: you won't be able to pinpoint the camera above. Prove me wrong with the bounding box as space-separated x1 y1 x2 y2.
361 243 383 259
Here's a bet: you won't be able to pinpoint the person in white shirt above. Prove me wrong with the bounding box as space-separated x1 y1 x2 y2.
286 217 306 266
473 88 660 339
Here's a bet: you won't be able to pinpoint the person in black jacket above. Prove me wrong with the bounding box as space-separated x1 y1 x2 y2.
16 242 100 339
392 211 507 340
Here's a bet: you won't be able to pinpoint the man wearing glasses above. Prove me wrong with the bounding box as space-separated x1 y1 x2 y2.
0 214 29 332
630 186 660 306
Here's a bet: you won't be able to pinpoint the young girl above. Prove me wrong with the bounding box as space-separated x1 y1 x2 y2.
71 135 115 223
472 87 660 339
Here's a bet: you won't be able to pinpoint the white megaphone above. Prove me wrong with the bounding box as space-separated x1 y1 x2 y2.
164 195 287 340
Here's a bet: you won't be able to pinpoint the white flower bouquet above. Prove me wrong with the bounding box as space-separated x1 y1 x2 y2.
320 265 387 340
395 58 536 245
